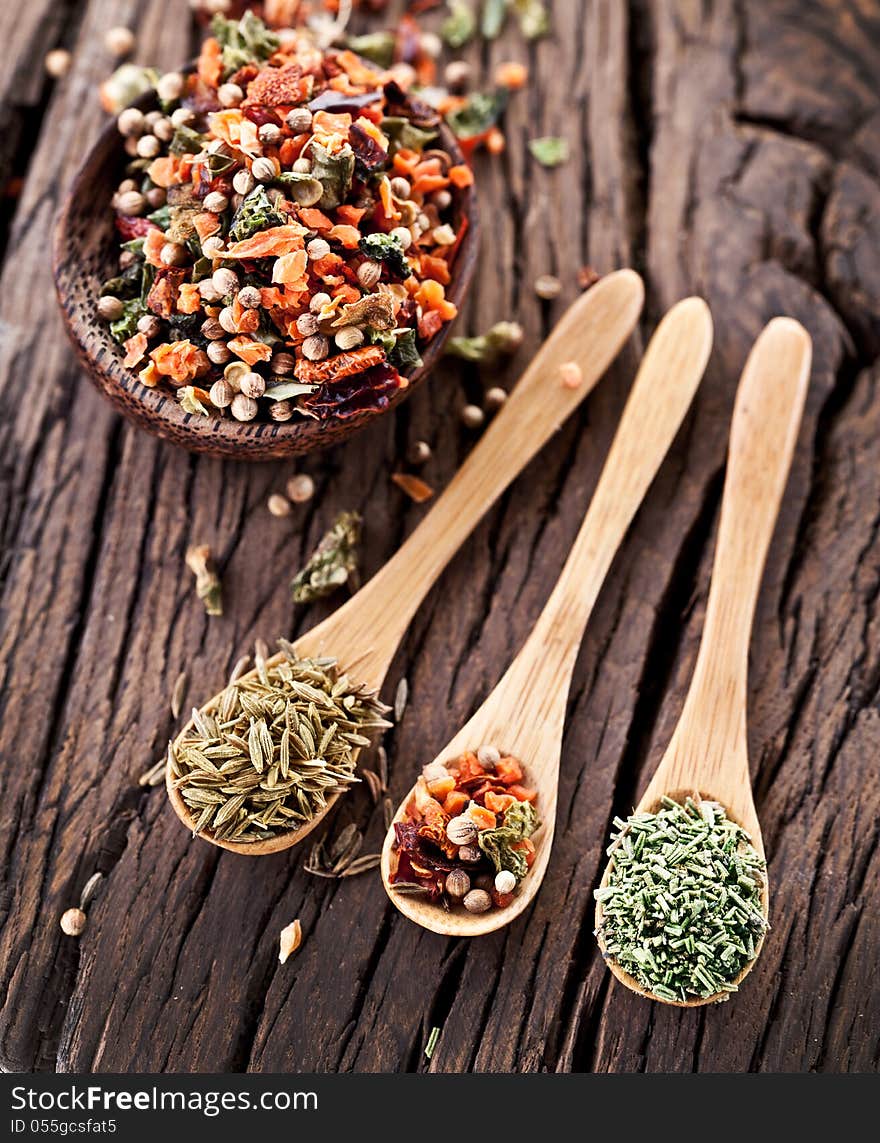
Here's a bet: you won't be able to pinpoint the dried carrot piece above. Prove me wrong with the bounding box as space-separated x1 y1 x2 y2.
448 164 475 188
227 337 273 365
391 473 434 503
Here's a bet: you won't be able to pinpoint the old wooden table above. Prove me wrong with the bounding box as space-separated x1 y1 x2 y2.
1 0 877 1074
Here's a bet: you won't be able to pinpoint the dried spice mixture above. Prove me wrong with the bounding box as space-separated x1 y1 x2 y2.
100 10 472 423
390 747 539 913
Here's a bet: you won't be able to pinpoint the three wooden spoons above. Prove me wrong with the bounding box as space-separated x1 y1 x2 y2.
166 269 646 851
381 297 714 935
595 317 812 1004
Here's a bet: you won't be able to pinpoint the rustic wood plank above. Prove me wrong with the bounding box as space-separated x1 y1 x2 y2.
0 0 878 1075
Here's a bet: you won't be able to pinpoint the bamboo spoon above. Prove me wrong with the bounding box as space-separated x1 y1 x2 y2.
381 297 714 936
595 317 812 1005
167 269 645 852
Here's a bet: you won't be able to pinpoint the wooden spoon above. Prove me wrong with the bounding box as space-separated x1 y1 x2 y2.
381 297 714 935
595 316 812 1005
166 269 645 852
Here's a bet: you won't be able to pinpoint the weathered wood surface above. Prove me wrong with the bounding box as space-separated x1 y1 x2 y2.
0 0 877 1074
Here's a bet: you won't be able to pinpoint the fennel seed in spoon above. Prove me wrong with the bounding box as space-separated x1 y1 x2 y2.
168 641 389 844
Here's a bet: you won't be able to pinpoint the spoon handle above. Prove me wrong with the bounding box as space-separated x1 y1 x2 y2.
667 318 812 767
494 297 713 739
296 270 644 684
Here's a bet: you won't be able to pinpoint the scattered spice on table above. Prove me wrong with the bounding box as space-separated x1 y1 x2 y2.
59 872 104 938
45 49 72 79
291 510 361 602
534 272 561 299
305 821 382 878
100 10 472 424
594 796 769 1003
484 385 507 411
186 544 223 616
278 918 303 963
528 135 569 167
391 471 434 502
559 360 582 389
445 319 523 364
424 1025 441 1059
390 747 539 912
170 642 389 844
171 669 189 720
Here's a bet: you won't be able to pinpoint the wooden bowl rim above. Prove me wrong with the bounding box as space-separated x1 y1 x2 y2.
52 82 479 460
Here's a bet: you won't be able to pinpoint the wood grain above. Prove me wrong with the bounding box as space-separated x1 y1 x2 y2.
0 0 878 1074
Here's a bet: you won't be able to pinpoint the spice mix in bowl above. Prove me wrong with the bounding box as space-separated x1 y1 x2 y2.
54 10 477 459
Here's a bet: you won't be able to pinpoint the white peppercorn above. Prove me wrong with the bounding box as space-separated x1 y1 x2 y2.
230 393 258 421
484 387 508 413
306 238 331 261
295 312 320 337
156 71 185 103
203 190 229 214
136 134 161 159
357 261 382 289
117 106 144 136
201 236 226 260
286 107 313 133
389 226 413 251
212 267 239 296
136 313 162 338
302 334 329 361
232 168 256 196
494 870 517 895
292 156 312 173
209 379 234 408
460 404 485 430
171 106 195 128
218 307 238 334
477 745 501 770
60 908 87 937
268 493 291 517
239 371 266 399
406 439 432 466
201 317 225 340
206 340 232 365
310 291 332 314
334 326 364 351
251 156 277 183
446 815 478 846
534 273 563 299
258 122 283 146
286 474 315 503
269 399 293 421
463 889 492 914
45 49 71 79
237 285 262 309
218 82 244 107
160 242 187 267
97 295 124 322
445 869 471 900
105 26 135 57
390 176 412 199
116 189 145 216
271 351 296 376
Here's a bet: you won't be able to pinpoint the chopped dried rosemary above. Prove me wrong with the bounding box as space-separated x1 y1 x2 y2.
291 511 362 604
169 643 389 844
594 797 768 1003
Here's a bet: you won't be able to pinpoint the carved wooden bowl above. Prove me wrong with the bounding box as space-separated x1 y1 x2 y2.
53 95 478 461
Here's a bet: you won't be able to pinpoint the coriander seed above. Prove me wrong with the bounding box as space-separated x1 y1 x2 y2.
302 334 329 362
97 295 124 322
156 71 184 102
115 189 145 216
484 387 508 413
217 82 244 107
432 224 456 246
446 869 471 900
145 186 166 208
136 134 160 158
286 107 313 133
295 313 319 337
406 440 432 466
445 60 471 90
446 815 478 846
259 122 283 146
460 404 485 430
334 326 364 351
212 267 238 296
268 493 291 517
237 285 262 309
171 106 195 127
201 236 225 260
286 474 315 503
206 340 232 365
45 49 71 79
160 242 187 267
239 372 266 400
269 400 293 421
310 291 332 314
203 190 229 214
306 238 331 261
60 908 87 937
534 274 562 299
389 226 412 251
390 176 411 199
494 870 517 895
356 261 382 289
230 393 258 422
201 317 225 340
477 744 500 770
137 314 162 338
209 379 234 408
105 26 135 57
292 156 312 173
251 156 277 183
463 889 492 914
271 351 296 376
458 845 481 863
233 168 256 196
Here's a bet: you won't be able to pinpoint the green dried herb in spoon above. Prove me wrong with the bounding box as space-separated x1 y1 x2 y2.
594 796 768 1003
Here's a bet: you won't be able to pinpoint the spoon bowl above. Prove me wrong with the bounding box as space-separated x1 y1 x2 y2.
165 270 646 850
382 297 715 935
595 316 811 1004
